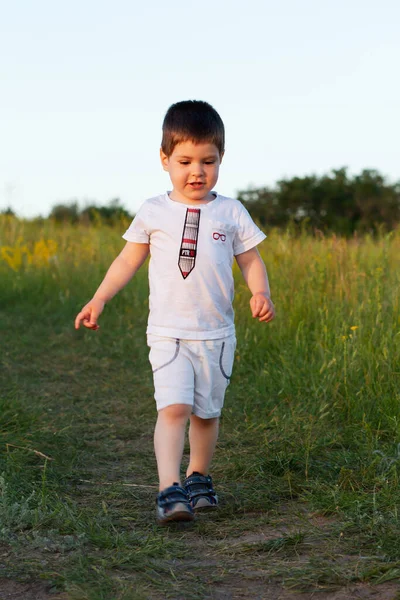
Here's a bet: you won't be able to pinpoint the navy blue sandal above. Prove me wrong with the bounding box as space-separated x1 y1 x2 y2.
156 483 194 524
184 472 218 510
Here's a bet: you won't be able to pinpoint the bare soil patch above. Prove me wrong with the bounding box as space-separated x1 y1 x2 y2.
0 578 67 600
210 580 400 599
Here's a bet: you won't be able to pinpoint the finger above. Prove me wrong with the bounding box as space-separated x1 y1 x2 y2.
259 306 274 320
83 319 99 330
259 310 275 323
250 298 263 317
257 302 269 318
89 310 100 327
75 311 87 329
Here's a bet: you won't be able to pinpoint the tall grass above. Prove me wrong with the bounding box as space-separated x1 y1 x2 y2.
1 214 400 597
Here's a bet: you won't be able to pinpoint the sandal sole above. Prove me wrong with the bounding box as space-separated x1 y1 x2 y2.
158 511 195 524
192 498 218 511
157 502 195 525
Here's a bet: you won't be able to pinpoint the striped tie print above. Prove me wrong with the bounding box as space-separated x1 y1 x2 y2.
178 208 201 279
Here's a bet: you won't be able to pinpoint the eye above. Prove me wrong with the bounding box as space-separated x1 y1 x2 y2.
179 161 190 165
204 160 216 165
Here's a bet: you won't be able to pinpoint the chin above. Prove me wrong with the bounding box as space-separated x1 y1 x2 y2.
191 190 212 199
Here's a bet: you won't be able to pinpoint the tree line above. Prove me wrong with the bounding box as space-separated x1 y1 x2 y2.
1 198 133 226
238 168 400 235
2 168 399 234
47 198 132 226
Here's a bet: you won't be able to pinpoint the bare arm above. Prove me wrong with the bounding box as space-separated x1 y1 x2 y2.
235 247 275 323
75 242 149 330
235 247 271 297
92 242 149 303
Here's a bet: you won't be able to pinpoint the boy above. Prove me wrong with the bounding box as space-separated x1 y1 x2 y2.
75 100 275 524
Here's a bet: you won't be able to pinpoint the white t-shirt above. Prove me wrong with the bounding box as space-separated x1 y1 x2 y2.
122 192 266 340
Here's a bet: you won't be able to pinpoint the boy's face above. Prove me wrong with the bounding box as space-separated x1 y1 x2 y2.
160 141 223 205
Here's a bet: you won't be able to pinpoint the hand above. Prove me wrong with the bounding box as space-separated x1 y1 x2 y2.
250 293 275 323
74 298 105 330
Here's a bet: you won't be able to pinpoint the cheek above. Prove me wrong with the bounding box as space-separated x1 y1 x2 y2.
210 166 219 180
171 167 184 181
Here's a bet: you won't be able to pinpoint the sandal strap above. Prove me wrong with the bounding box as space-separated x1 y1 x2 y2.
156 484 189 508
185 474 216 500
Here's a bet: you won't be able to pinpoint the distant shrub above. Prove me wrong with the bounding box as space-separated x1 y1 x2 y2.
49 198 133 226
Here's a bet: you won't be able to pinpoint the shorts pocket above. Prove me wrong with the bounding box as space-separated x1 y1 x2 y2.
219 337 236 380
148 337 180 373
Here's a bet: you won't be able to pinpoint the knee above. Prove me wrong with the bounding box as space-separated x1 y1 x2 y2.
159 404 192 423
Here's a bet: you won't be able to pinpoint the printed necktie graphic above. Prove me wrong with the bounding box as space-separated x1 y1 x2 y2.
178 208 201 279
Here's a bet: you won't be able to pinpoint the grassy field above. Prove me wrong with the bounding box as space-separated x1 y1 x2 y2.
1 215 400 599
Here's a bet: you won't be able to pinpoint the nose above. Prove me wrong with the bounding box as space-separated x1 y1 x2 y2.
192 163 205 178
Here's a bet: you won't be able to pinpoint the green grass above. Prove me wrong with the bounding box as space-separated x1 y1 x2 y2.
1 217 400 598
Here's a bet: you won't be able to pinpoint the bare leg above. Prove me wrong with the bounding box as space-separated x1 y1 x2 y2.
186 415 219 477
154 404 192 491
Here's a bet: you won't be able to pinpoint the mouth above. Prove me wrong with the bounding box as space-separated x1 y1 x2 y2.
188 182 205 189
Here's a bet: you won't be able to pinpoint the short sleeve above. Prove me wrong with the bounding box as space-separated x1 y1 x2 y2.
233 204 266 255
122 203 151 244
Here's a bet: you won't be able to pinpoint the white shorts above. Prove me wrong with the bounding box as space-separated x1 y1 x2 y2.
147 333 236 419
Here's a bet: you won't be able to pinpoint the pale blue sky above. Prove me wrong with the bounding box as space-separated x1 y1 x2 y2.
1 0 399 217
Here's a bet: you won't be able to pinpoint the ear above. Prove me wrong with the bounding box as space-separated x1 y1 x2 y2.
160 148 169 172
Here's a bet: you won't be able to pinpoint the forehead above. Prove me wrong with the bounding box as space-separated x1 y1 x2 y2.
172 140 220 159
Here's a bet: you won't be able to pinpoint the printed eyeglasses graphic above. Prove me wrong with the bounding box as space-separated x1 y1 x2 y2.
213 232 226 241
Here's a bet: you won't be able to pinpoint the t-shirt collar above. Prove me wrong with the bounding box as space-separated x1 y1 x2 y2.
165 191 219 208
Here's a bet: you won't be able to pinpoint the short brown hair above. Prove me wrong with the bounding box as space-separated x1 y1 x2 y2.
161 100 225 157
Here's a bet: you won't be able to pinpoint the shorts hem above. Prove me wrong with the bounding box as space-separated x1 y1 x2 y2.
156 399 193 412
155 401 221 419
192 407 221 419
